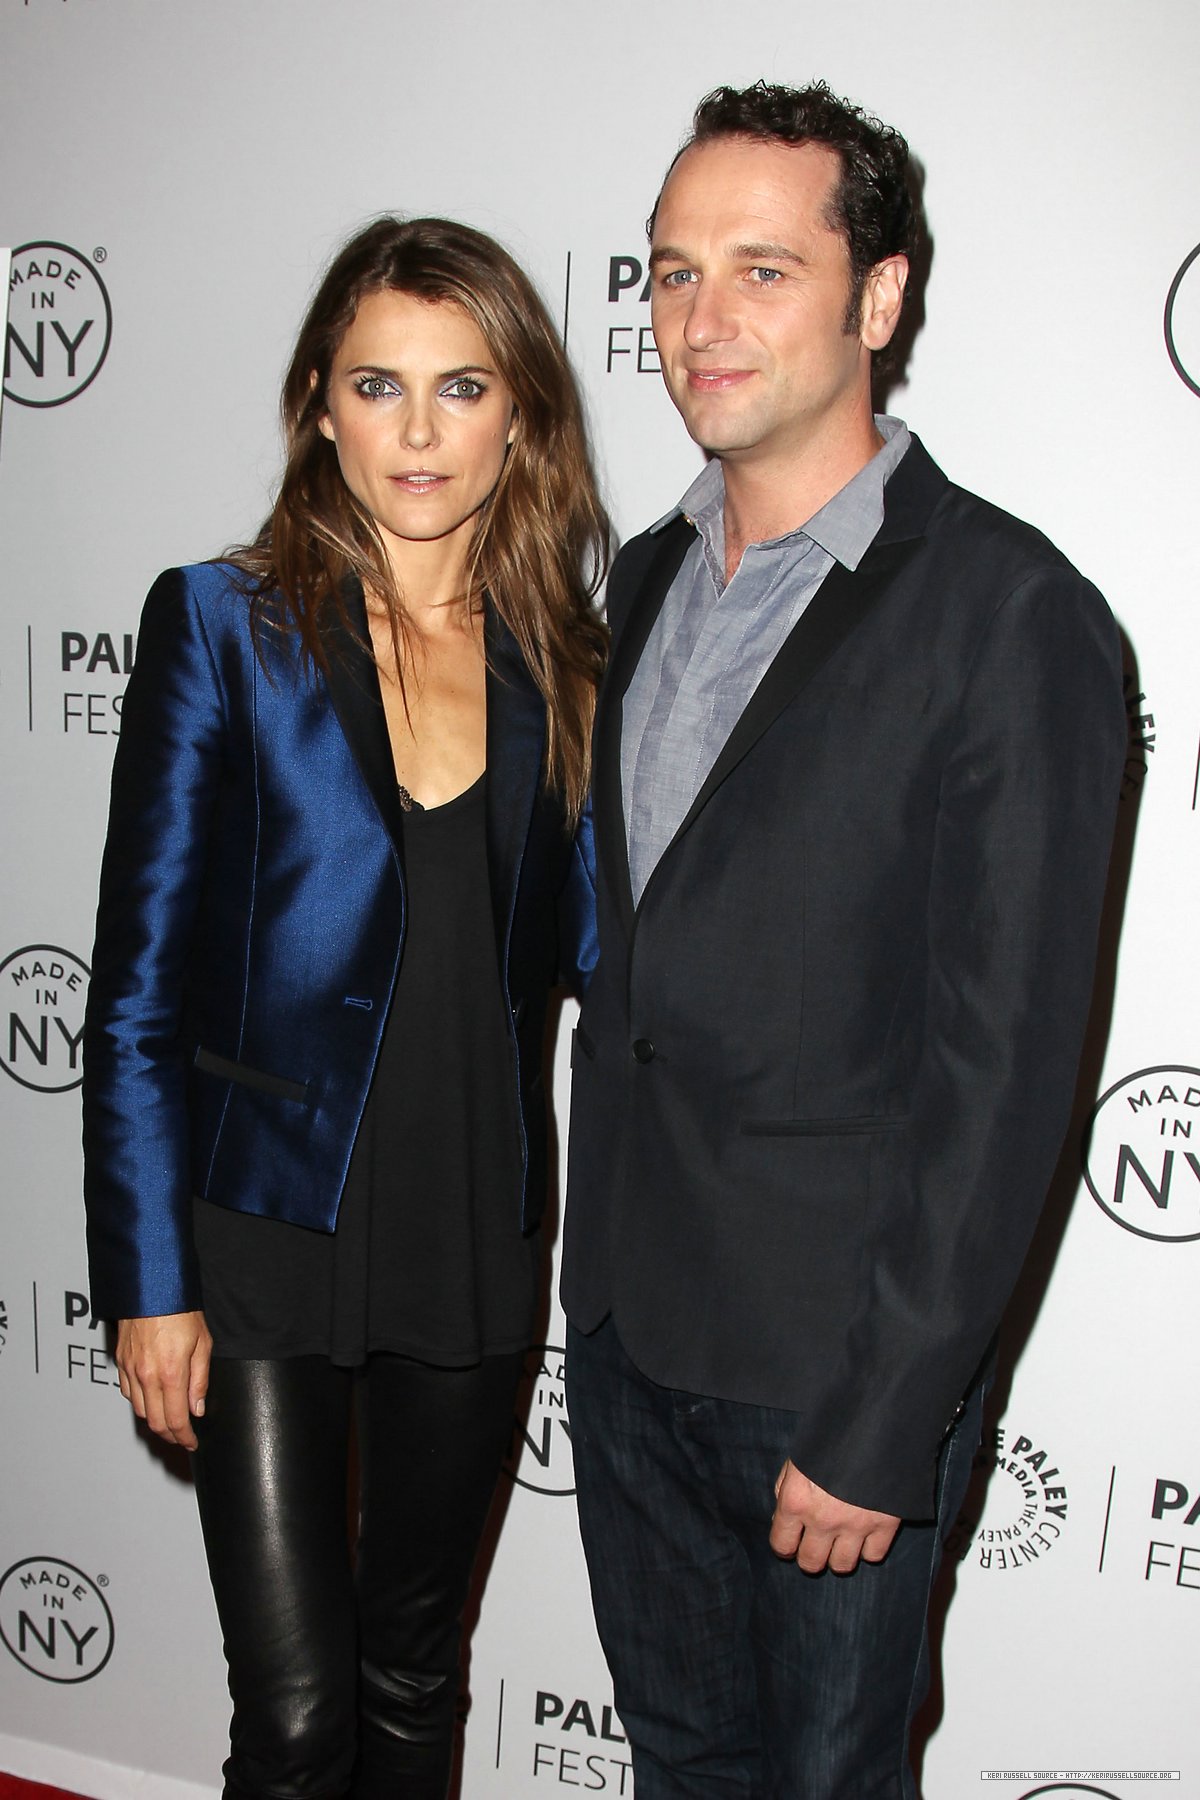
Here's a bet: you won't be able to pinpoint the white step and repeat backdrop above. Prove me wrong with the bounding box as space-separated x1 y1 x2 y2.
2 3 1198 1797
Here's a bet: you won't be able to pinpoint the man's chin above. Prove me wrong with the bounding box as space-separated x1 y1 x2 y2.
684 426 762 459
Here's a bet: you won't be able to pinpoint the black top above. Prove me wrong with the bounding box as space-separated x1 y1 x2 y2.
193 774 536 1365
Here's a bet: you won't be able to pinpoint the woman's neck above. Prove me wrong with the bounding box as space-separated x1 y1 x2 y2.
377 530 477 624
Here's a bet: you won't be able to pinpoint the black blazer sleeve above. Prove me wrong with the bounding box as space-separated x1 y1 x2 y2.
798 562 1125 1512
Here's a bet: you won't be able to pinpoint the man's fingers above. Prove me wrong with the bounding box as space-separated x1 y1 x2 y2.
861 1518 901 1563
771 1461 901 1574
794 1528 839 1574
825 1534 867 1575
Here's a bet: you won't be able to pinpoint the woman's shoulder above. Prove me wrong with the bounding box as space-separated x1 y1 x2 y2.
146 560 260 612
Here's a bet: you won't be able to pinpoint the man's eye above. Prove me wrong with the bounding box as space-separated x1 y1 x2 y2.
749 267 783 284
661 269 696 288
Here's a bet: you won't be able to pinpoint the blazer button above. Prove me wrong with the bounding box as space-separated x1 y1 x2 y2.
631 1038 655 1063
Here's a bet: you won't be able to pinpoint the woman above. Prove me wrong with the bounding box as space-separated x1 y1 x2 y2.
82 216 608 1800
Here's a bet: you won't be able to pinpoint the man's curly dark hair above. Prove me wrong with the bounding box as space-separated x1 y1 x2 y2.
648 79 915 331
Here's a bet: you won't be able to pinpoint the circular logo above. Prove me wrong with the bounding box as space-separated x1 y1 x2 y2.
1084 1065 1200 1242
3 242 113 407
503 1344 575 1496
950 1425 1068 1574
1020 1788 1120 1799
0 1557 114 1683
1165 243 1200 397
1121 672 1155 799
0 945 90 1093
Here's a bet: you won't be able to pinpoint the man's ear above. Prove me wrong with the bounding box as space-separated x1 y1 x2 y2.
860 255 908 352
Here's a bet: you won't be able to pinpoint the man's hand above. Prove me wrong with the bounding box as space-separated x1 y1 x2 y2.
770 1461 900 1574
116 1312 212 1452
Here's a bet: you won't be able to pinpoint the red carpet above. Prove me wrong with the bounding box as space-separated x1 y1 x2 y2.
0 1779 93 1799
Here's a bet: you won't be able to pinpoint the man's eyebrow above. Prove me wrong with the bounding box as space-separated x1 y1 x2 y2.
647 241 809 270
729 241 808 266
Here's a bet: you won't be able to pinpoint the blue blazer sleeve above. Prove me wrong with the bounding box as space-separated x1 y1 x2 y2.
557 797 599 999
83 568 228 1319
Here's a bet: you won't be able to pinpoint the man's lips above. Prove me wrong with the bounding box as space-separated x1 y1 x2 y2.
684 368 755 392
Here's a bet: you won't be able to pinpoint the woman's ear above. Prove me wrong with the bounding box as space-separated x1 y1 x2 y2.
310 370 334 441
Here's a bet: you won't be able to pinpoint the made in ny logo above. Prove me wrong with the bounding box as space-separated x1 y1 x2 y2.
0 1557 114 1683
1084 1065 1200 1242
503 1343 574 1496
1165 242 1200 398
4 242 112 407
0 945 89 1093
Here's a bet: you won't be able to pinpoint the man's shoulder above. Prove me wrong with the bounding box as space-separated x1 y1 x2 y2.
908 440 1091 592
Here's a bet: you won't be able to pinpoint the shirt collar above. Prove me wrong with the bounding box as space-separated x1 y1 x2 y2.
650 414 911 575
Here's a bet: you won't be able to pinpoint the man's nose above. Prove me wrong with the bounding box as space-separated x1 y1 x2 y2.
682 280 737 351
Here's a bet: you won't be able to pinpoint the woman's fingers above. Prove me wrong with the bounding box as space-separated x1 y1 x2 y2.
115 1313 210 1451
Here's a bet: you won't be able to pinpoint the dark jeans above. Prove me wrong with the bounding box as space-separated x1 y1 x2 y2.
192 1351 523 1800
567 1319 982 1800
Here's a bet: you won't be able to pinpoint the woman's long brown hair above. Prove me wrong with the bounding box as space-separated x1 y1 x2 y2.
229 217 609 824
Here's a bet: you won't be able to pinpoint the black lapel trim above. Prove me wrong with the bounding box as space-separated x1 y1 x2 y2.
594 515 695 942
321 578 408 859
660 538 920 861
635 438 949 907
484 604 546 973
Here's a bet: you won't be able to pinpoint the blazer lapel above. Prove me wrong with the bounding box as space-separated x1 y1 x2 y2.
321 579 408 859
636 436 949 899
484 604 546 970
669 536 921 844
594 515 695 941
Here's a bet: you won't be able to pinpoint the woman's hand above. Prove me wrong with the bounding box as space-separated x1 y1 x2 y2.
116 1312 213 1451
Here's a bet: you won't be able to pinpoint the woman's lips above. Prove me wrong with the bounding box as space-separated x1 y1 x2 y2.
389 471 450 493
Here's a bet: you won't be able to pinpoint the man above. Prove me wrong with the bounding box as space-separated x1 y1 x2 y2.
562 80 1125 1798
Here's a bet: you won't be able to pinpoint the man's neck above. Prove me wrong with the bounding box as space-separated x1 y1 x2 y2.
720 415 885 583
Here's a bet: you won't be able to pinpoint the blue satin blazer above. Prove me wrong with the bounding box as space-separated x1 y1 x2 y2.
83 563 597 1320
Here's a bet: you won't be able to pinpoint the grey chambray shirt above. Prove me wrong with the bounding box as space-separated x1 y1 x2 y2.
620 414 912 905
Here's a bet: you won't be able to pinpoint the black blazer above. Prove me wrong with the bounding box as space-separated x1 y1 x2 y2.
84 564 596 1321
562 438 1125 1519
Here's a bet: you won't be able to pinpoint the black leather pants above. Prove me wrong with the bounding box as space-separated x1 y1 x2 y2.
192 1351 523 1800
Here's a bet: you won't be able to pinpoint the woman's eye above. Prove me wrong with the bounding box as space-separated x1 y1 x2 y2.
445 377 485 401
356 375 396 400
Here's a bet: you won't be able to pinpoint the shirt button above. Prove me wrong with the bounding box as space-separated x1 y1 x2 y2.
631 1038 655 1063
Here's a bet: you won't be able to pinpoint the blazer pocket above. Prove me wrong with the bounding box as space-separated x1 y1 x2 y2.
740 1114 910 1137
193 1045 309 1103
571 1025 597 1067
